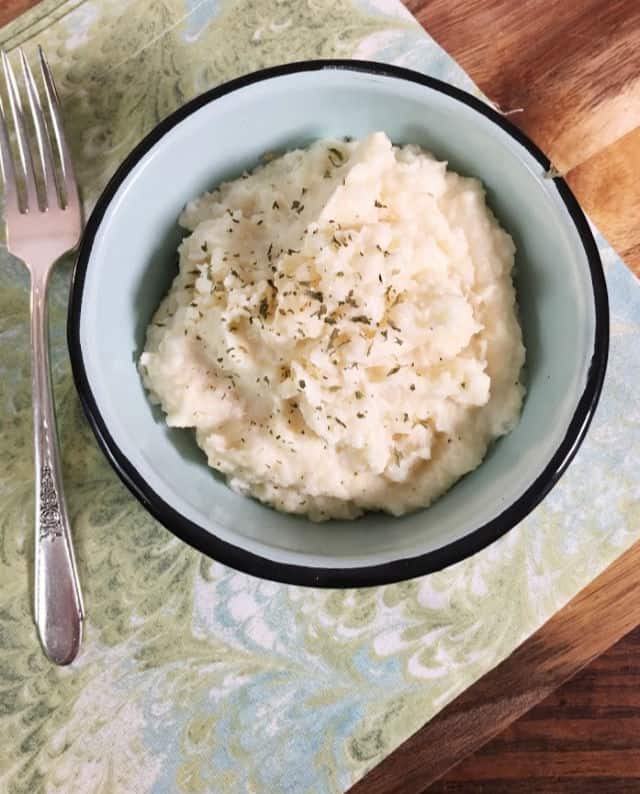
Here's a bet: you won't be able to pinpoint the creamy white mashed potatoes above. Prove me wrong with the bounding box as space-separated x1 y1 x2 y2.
140 132 525 521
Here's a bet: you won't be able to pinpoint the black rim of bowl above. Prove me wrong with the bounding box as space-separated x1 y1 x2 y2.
68 59 610 588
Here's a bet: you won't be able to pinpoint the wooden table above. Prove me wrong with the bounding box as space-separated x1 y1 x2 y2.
2 1 639 791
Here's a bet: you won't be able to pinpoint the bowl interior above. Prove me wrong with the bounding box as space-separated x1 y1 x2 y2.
76 64 598 570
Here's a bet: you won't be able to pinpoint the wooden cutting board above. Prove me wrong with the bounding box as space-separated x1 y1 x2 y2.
405 0 640 279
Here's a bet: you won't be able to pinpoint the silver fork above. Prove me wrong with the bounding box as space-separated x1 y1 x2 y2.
0 47 84 665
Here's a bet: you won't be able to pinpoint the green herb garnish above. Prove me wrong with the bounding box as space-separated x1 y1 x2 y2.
328 147 344 167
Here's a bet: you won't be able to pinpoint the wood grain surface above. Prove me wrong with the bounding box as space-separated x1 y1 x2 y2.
407 0 640 172
349 540 640 794
0 0 37 28
432 623 640 793
2 1 639 792
568 127 640 273
406 0 640 276
429 625 640 793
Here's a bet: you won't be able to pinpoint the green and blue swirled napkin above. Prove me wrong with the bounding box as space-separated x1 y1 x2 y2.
1 2 638 792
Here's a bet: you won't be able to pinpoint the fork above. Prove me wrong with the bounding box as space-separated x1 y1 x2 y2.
0 47 84 665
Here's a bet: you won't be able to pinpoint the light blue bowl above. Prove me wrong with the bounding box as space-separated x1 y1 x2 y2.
68 61 608 587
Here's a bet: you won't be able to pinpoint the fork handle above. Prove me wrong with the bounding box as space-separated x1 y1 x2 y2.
31 271 84 665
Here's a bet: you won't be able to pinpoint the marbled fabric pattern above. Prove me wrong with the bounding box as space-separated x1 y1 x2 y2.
0 2 638 792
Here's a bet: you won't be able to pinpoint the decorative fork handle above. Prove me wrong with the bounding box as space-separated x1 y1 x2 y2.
32 273 84 665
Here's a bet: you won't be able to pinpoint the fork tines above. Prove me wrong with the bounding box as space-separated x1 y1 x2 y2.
0 47 79 215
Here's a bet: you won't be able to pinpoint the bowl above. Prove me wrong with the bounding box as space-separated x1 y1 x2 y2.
68 60 609 587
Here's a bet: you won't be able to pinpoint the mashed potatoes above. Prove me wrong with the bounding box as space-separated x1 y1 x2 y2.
139 132 525 521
